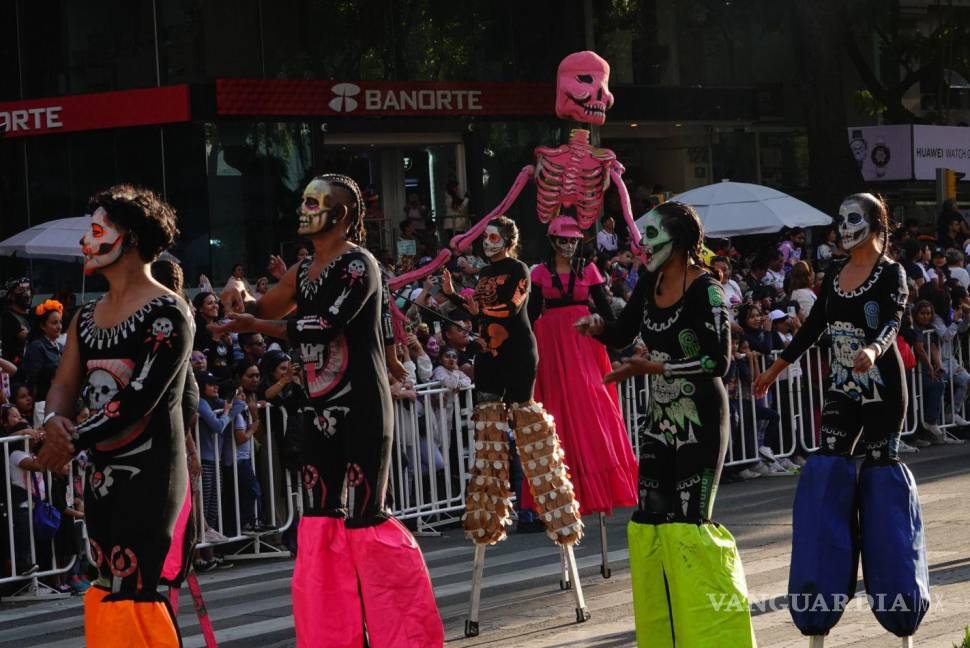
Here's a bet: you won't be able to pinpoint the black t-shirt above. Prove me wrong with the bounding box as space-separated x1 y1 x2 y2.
1 309 29 366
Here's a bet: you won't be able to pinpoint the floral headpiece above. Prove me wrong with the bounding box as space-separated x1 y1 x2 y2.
35 299 64 317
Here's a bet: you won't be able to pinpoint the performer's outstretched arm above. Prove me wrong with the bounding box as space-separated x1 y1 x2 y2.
594 273 648 349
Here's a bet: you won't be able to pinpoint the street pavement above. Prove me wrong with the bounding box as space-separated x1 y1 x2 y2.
2 443 969 647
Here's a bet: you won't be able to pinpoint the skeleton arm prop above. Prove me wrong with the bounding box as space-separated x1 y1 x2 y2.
387 165 535 292
609 162 643 258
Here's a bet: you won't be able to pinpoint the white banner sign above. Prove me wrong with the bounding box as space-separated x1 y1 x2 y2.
913 125 970 180
847 125 913 181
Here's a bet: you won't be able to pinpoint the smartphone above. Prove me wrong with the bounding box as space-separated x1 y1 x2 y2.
787 306 796 318
433 320 442 337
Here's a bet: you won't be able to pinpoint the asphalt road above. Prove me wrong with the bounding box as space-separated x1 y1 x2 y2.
3 443 969 647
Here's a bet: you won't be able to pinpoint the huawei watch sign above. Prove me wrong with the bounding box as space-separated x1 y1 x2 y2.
327 82 482 114
216 79 551 117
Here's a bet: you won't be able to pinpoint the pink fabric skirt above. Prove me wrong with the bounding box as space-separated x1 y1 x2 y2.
526 304 639 516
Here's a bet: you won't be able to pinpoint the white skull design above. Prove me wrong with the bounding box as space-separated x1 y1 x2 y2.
347 259 366 279
836 199 871 251
152 317 174 339
86 369 118 411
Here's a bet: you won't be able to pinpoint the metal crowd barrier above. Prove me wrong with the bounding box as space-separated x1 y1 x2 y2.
3 332 968 597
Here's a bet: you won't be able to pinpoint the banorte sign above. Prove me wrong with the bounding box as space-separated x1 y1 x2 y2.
216 79 554 117
0 85 191 138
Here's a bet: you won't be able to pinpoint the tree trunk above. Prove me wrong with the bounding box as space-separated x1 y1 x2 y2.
792 0 865 214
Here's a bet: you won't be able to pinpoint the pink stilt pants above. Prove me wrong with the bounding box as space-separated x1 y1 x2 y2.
292 516 443 648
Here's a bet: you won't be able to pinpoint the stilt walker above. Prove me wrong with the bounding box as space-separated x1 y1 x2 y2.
755 194 929 646
213 174 444 647
522 214 639 582
37 186 194 647
577 202 757 647
448 217 588 637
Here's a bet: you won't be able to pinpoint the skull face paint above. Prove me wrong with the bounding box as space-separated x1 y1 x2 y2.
555 51 614 125
640 210 673 272
483 225 506 259
298 179 335 236
836 199 871 251
551 236 580 258
80 207 125 276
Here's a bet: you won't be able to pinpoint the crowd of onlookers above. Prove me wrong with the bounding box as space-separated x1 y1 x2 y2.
3 197 970 591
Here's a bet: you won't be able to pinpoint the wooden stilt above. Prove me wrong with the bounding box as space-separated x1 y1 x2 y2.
464 544 487 637
564 544 591 623
599 513 611 578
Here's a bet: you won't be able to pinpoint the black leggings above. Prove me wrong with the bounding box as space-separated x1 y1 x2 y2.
634 385 729 524
817 391 905 463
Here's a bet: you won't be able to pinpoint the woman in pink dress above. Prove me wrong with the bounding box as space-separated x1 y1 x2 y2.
525 215 638 576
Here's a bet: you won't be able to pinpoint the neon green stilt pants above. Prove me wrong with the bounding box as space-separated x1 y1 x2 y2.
628 521 757 647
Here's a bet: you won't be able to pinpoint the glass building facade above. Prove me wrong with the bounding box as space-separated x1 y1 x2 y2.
0 0 812 293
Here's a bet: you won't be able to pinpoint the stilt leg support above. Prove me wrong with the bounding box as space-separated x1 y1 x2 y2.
599 513 611 579
559 544 572 590
808 636 825 648
901 638 913 648
564 544 591 623
465 544 487 637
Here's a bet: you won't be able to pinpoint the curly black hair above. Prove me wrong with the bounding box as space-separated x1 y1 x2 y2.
87 184 179 263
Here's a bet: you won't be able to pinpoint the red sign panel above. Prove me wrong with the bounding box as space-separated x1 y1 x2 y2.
217 79 555 117
0 85 191 138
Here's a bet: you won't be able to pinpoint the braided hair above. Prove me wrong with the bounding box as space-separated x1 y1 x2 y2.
314 173 367 244
844 192 890 261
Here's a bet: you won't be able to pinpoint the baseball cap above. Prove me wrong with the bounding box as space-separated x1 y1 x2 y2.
196 371 220 386
768 309 789 321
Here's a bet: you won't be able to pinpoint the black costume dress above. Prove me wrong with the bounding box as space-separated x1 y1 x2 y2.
780 257 908 461
290 249 393 523
472 256 538 403
597 271 731 523
74 294 192 646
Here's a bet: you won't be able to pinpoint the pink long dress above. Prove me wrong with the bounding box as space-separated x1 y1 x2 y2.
523 263 638 516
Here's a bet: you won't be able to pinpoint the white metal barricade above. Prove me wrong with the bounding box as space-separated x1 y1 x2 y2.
1 434 78 600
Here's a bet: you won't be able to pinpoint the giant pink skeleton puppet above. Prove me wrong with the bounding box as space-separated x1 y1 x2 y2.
388 51 642 638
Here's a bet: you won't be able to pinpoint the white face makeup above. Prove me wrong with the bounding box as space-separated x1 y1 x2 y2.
551 235 580 258
298 179 334 235
640 209 673 272
836 199 871 251
483 225 506 258
80 207 125 275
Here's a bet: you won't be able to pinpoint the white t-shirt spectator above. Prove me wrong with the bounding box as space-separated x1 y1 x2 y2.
948 265 970 289
816 243 834 261
791 288 818 321
9 450 45 506
763 269 785 295
596 230 618 255
721 279 744 321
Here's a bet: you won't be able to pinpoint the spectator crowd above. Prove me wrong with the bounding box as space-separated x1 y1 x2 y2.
2 194 970 594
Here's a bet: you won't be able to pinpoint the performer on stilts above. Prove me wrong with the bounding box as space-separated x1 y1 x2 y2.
522 214 638 578
38 186 192 647
212 174 443 648
455 216 588 634
754 193 929 645
576 201 757 647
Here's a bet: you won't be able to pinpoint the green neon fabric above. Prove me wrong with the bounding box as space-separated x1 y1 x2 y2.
629 521 757 647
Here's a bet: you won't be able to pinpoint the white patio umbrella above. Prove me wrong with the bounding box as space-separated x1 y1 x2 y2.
0 217 179 298
636 180 832 238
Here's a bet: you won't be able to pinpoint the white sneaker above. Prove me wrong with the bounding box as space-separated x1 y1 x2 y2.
942 430 967 445
758 461 794 477
777 457 801 472
758 446 777 463
738 468 762 480
897 440 918 454
953 414 970 426
925 424 946 444
749 462 774 477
